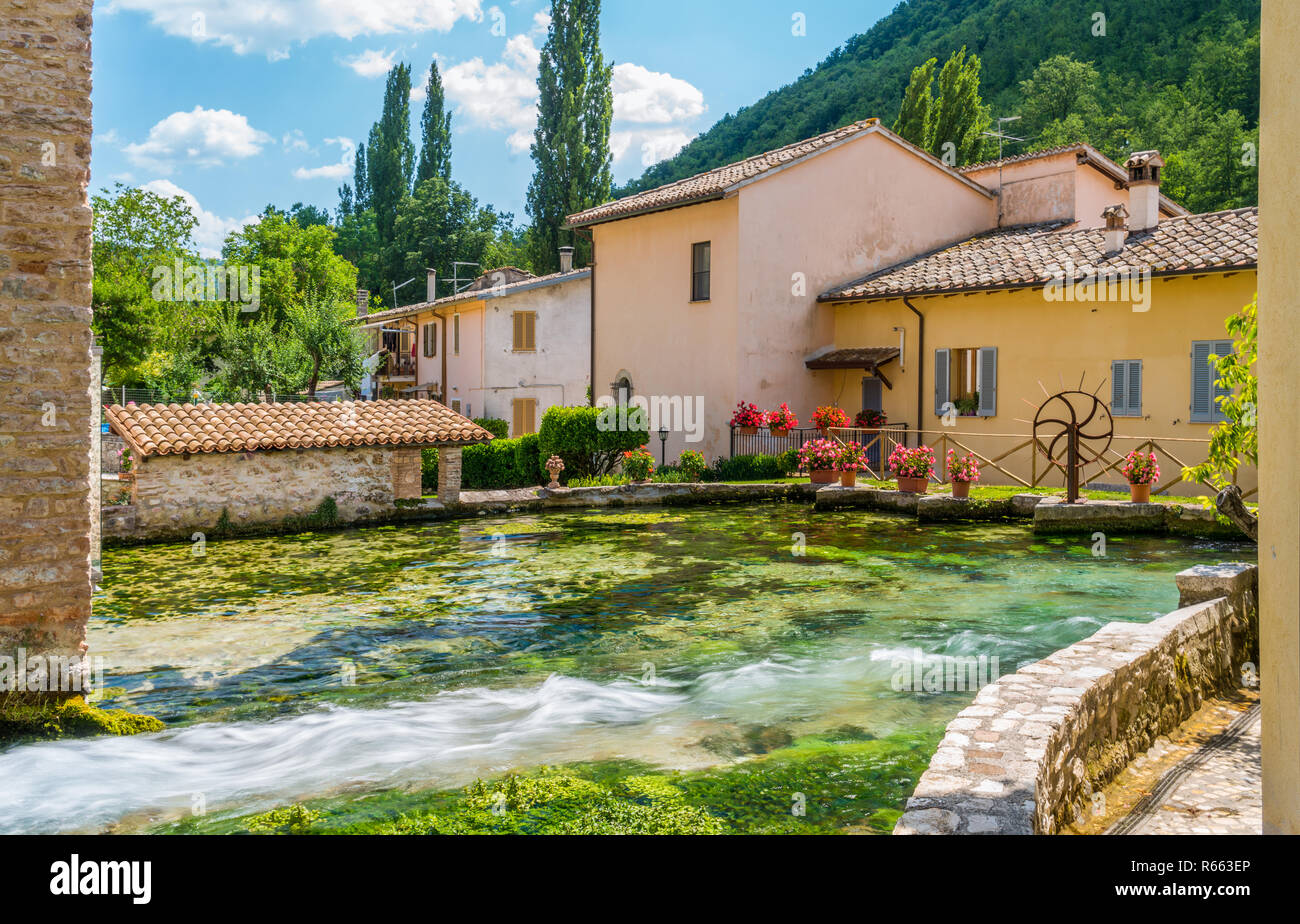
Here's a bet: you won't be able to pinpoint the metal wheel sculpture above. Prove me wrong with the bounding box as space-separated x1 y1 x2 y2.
1033 390 1113 503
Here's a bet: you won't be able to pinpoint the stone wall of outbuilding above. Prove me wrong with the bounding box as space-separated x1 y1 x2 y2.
129 445 426 537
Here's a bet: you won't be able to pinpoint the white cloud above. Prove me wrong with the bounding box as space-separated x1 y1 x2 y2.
292 137 356 181
611 128 695 168
342 48 397 78
142 179 260 258
124 107 271 173
104 0 485 59
443 35 540 153
281 129 311 153
612 63 706 125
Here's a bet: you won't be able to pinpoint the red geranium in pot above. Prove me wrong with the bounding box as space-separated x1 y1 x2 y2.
730 401 765 435
812 405 849 436
836 441 866 488
798 438 840 484
854 408 887 431
1120 450 1160 502
946 449 980 500
766 402 799 437
888 444 935 494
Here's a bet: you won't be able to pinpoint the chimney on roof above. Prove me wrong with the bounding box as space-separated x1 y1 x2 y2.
1125 150 1164 233
426 268 437 302
1102 204 1129 253
558 245 574 273
356 289 369 318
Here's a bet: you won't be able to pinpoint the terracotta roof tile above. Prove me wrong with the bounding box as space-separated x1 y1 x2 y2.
566 119 886 227
105 399 493 458
819 207 1257 301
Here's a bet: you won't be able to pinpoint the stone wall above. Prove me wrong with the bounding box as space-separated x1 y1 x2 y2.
894 562 1258 835
0 0 95 684
131 446 419 536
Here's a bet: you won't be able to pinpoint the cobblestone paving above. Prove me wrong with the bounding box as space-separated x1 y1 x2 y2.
1066 690 1261 835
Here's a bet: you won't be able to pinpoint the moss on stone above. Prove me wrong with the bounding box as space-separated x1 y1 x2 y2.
0 696 163 745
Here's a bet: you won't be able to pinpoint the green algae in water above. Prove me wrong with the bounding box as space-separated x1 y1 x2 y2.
45 504 1254 835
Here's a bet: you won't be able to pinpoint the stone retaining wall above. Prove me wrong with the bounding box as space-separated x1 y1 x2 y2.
894 562 1258 835
813 485 1244 537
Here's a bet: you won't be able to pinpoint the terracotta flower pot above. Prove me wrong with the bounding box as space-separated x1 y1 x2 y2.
1129 482 1151 503
770 427 789 437
839 470 857 488
810 469 837 484
951 480 971 499
896 475 928 494
738 426 758 436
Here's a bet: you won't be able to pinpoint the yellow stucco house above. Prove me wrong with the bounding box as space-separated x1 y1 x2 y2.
567 120 1254 495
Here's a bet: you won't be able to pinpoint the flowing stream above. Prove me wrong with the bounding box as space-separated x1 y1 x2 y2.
0 506 1250 833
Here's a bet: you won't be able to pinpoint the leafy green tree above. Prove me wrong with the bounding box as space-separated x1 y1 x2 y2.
526 0 613 273
221 209 359 326
207 305 299 402
1017 55 1101 130
91 183 201 385
416 58 453 184
928 47 990 165
393 177 513 290
892 57 937 149
282 296 367 397
1184 296 1257 490
353 142 371 211
367 63 415 257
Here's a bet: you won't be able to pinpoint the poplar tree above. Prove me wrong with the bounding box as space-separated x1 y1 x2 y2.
352 142 370 211
525 0 613 274
367 63 415 248
416 59 453 184
928 47 990 165
892 57 937 150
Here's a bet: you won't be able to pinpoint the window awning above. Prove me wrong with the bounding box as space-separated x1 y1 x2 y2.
804 346 900 371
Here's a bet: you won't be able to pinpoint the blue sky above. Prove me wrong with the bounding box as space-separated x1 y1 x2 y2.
92 0 894 256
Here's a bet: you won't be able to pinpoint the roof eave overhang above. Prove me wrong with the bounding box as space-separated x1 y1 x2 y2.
817 262 1258 304
565 192 727 230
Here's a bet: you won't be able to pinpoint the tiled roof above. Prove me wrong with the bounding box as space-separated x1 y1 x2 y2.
819 207 1257 301
357 268 590 327
805 347 901 370
105 399 493 458
567 119 900 227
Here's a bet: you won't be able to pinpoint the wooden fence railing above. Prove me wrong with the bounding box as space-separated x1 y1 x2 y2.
816 427 1255 498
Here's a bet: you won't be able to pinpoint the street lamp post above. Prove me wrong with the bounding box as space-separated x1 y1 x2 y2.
658 426 669 466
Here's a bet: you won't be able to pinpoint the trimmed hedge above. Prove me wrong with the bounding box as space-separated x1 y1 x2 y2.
421 436 543 494
472 417 509 439
537 405 648 482
706 450 799 482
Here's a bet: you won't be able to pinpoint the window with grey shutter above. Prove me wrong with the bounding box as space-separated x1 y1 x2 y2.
1191 340 1232 422
934 348 949 417
977 347 997 417
1111 359 1142 417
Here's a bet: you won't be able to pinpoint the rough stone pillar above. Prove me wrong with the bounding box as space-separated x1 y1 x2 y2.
390 447 422 500
437 447 462 504
90 342 102 584
0 0 96 694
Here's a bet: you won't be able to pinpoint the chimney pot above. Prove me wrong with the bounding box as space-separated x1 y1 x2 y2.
356 289 369 318
558 246 574 273
1124 150 1164 232
426 269 437 303
1102 204 1128 253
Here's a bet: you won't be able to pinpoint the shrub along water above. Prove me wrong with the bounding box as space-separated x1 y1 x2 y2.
537 406 648 483
421 433 545 494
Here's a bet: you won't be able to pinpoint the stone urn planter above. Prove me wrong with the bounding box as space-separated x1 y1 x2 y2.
545 455 565 489
896 476 928 494
951 480 971 500
810 469 836 485
839 470 857 488
1129 482 1151 503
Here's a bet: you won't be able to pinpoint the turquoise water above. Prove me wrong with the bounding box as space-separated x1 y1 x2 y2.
0 506 1249 833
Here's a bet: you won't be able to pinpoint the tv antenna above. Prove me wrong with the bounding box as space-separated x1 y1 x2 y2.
981 115 1025 225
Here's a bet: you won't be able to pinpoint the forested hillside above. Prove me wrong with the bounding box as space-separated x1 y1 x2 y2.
617 0 1259 213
